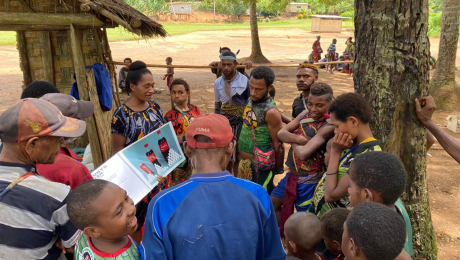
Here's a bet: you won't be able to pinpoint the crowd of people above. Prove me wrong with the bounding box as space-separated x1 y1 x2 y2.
0 40 458 260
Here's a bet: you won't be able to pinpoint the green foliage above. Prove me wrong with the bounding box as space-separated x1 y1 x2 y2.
197 0 214 11
429 0 442 12
125 0 167 14
257 0 290 16
428 12 442 37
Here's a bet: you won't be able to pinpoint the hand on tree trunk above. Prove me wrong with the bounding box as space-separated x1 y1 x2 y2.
415 96 436 126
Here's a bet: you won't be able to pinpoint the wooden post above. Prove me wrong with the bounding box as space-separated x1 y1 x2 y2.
0 13 104 27
39 31 54 85
101 27 121 107
69 24 104 168
86 69 113 161
16 31 32 88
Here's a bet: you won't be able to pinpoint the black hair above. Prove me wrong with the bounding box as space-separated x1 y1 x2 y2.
328 93 373 123
298 63 319 75
125 61 152 93
321 208 350 243
250 66 275 87
269 86 276 99
166 57 173 63
170 78 190 92
346 202 406 260
220 46 231 53
67 179 111 230
310 82 333 101
21 81 59 99
124 57 132 63
349 151 406 205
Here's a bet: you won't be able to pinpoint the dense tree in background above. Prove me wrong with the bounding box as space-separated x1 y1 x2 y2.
429 0 459 97
354 0 438 259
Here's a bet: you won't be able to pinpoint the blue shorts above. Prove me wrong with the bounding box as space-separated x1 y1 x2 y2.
271 172 320 212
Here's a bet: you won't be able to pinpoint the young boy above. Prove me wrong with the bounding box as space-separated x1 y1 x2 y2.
348 151 414 258
67 180 140 259
342 202 407 260
320 208 350 260
309 93 381 218
273 83 335 237
164 57 174 89
284 212 326 260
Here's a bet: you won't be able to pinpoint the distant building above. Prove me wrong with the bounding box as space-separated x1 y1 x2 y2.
285 2 311 16
169 2 192 15
310 15 352 33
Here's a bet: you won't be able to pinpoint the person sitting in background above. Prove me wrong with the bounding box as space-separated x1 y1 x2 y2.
320 208 351 260
68 180 141 260
284 212 326 260
118 57 132 93
0 98 86 259
342 202 408 260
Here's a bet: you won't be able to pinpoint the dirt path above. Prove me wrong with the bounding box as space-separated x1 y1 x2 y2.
0 28 459 259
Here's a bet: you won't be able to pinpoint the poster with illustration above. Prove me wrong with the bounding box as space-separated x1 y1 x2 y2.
91 122 185 203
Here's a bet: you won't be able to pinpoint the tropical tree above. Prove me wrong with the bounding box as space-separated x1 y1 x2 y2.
247 0 270 63
354 0 437 259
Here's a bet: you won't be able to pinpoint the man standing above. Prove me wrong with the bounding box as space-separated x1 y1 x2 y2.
312 35 323 62
292 63 319 119
238 66 284 194
0 99 86 259
209 47 252 78
141 114 285 260
214 51 250 174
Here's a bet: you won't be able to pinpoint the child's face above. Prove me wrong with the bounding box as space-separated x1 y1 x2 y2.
330 112 358 140
166 59 172 65
171 84 189 106
324 237 342 255
90 183 138 240
341 222 355 259
348 169 366 207
307 94 330 120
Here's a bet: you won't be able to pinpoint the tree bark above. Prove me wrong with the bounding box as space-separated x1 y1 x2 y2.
354 1 437 259
248 0 270 63
430 0 459 93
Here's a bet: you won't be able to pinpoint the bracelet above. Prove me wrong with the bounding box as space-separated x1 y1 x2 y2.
326 172 338 176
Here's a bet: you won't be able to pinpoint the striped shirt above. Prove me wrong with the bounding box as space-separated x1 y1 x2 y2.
0 162 80 260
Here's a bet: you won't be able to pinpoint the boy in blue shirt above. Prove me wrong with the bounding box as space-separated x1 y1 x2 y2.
141 113 285 260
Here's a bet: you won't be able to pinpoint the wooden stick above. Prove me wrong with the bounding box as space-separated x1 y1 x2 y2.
113 60 353 69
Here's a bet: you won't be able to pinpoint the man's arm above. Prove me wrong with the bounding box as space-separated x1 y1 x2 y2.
292 124 335 161
277 110 309 144
266 109 285 170
415 96 460 164
140 204 168 260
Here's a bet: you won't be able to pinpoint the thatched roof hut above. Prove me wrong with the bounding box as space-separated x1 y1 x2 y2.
0 0 166 167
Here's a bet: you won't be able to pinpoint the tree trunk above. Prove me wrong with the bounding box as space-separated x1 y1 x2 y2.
354 1 437 259
430 0 459 93
248 0 270 63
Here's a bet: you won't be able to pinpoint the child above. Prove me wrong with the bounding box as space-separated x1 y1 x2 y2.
347 151 414 258
67 179 140 259
284 212 326 260
309 93 381 218
164 57 174 89
326 39 337 73
164 78 200 187
342 202 407 260
320 208 350 260
272 83 335 237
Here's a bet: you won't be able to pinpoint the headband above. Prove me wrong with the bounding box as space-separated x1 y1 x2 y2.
220 55 236 60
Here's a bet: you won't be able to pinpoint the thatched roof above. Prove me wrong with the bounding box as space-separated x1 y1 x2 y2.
78 0 167 38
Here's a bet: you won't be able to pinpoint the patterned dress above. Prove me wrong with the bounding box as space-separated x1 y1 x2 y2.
164 104 200 187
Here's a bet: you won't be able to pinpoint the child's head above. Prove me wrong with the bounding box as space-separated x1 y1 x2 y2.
67 180 138 240
124 57 132 68
324 138 333 166
328 93 373 139
165 57 172 65
170 78 190 106
307 82 333 120
284 212 322 257
321 208 350 255
332 39 337 44
342 202 406 260
348 151 406 207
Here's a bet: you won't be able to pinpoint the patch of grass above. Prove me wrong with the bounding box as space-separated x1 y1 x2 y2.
0 32 17 45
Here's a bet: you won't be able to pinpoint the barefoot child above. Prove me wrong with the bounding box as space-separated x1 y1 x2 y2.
164 57 174 89
309 93 381 218
67 180 140 259
284 212 326 260
164 78 200 187
320 208 350 260
347 151 414 259
342 202 408 260
272 82 335 237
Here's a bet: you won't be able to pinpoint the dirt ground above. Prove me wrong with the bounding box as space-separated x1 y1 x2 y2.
0 28 459 259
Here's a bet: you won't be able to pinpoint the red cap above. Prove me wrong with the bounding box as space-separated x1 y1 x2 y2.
186 114 233 149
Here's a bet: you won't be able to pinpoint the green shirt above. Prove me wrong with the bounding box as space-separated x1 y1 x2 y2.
395 199 414 258
75 233 140 260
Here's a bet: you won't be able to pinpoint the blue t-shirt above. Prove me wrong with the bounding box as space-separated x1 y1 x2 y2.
140 171 286 260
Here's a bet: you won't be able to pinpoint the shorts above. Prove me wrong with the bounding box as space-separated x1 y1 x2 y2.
271 171 320 211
